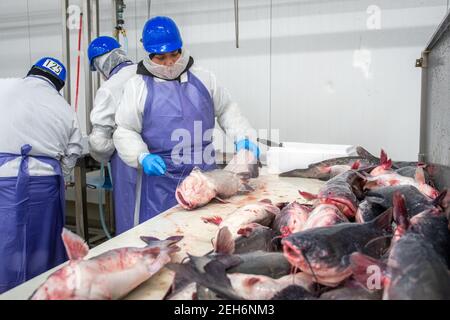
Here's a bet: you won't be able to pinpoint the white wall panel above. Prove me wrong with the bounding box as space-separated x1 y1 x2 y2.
0 0 448 160
271 0 448 160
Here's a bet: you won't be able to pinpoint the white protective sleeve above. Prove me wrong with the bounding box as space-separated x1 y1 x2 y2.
113 75 149 168
89 64 137 163
61 114 83 178
206 69 255 142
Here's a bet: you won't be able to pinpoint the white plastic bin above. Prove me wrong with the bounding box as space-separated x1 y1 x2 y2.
267 142 357 174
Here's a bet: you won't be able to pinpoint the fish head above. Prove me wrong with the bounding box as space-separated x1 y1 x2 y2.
273 202 310 235
319 187 357 218
282 230 350 286
175 169 216 210
304 204 348 230
30 263 78 300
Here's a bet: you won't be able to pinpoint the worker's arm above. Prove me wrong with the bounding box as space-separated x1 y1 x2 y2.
89 64 138 164
113 76 149 168
61 114 83 178
88 87 116 163
209 72 255 142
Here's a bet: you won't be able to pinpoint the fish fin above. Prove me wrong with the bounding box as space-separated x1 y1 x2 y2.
351 160 361 170
61 228 89 260
167 259 243 300
370 207 393 232
432 189 448 207
298 191 318 201
202 260 243 299
379 149 392 170
349 252 387 290
356 146 378 161
275 201 290 210
414 166 426 184
140 235 184 249
214 227 235 254
393 192 409 231
237 183 255 195
201 216 223 225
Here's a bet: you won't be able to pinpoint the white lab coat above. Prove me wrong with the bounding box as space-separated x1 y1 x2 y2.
113 64 254 168
0 77 82 177
89 64 138 163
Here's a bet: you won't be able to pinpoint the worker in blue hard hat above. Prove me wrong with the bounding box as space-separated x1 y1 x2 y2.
87 36 138 235
113 16 259 227
0 57 83 293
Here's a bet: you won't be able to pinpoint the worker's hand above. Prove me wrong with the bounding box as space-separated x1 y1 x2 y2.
139 153 167 176
235 139 260 159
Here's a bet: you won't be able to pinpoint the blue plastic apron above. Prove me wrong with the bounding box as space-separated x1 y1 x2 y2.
0 145 66 294
138 71 217 222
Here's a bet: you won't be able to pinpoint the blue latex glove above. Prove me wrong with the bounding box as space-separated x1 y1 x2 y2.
235 139 260 159
140 153 167 176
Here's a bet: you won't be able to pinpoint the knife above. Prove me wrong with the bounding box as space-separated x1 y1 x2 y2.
257 138 283 148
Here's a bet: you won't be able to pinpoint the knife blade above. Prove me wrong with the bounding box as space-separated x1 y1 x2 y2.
257 138 283 148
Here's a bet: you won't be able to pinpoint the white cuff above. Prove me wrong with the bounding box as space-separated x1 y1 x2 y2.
138 153 150 165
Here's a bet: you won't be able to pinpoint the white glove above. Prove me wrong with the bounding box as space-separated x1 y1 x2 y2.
88 125 116 164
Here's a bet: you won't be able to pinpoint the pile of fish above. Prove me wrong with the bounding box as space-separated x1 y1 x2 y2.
165 148 450 300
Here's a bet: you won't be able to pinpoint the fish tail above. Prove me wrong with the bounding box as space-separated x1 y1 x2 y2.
140 235 184 250
167 257 243 300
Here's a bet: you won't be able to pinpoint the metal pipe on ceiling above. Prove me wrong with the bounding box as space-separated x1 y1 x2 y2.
82 0 94 135
234 0 239 48
61 0 71 103
92 0 101 98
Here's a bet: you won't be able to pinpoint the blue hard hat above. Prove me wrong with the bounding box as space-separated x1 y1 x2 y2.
142 16 183 54
88 36 121 71
32 57 66 83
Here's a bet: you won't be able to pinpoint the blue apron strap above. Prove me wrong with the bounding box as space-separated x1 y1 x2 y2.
0 144 65 225
15 145 32 224
32 154 65 228
0 153 22 167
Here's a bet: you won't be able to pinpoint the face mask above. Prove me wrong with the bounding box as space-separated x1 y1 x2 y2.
143 49 190 80
93 48 131 79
